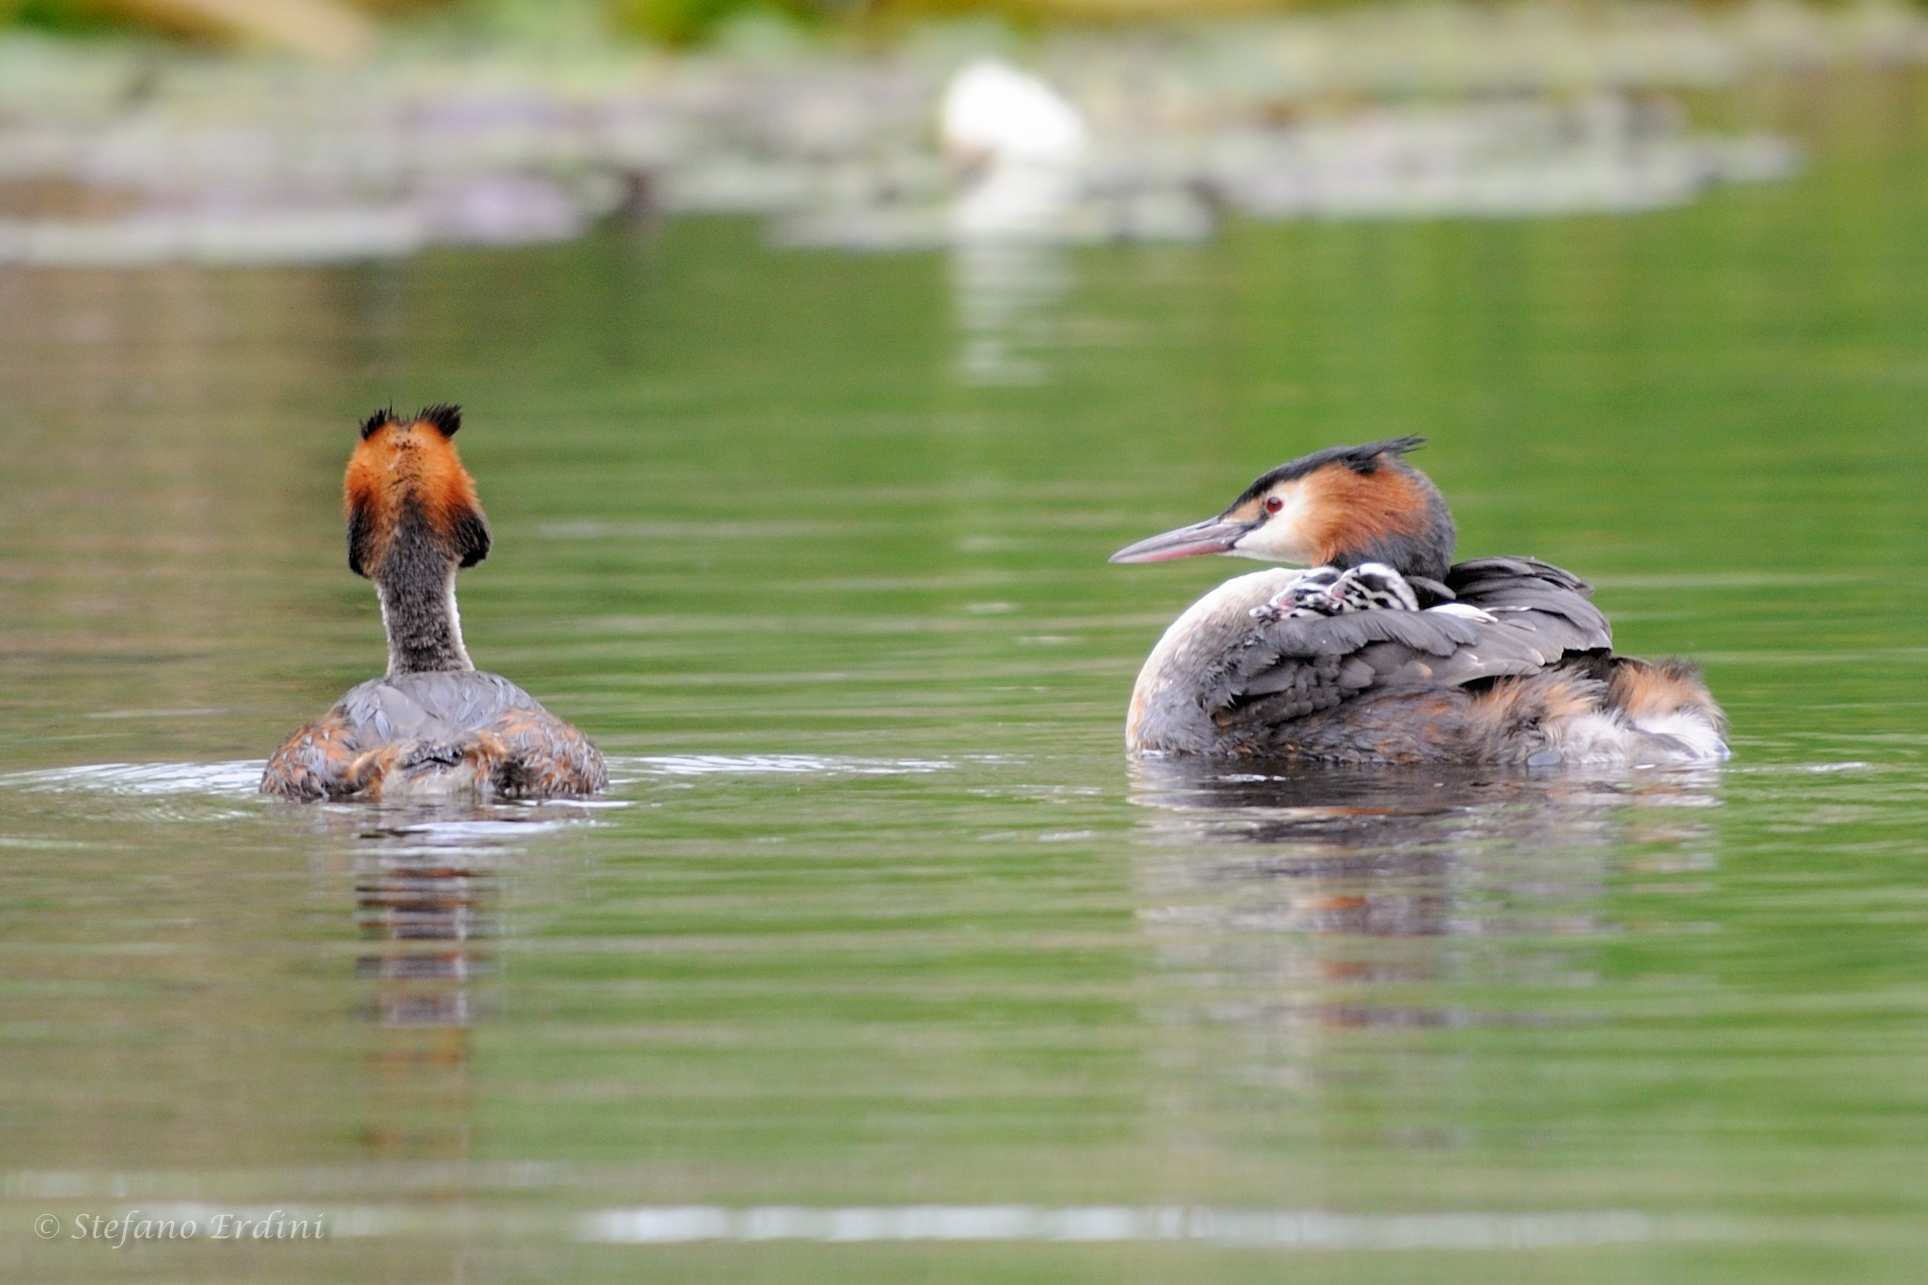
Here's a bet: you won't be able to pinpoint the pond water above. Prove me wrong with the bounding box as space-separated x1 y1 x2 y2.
2 68 1926 1284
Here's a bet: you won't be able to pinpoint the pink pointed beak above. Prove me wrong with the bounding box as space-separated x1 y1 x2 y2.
1108 516 1255 564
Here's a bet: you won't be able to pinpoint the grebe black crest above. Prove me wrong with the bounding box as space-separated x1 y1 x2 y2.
1111 438 1728 767
262 406 607 802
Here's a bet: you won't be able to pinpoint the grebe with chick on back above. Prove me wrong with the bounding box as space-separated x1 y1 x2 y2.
262 405 607 802
1110 437 1727 766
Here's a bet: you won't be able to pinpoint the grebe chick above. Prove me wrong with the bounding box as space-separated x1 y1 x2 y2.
1110 437 1728 767
1251 561 1427 620
262 405 607 802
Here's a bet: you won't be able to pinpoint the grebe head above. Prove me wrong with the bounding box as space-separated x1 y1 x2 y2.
1108 436 1456 581
344 404 492 674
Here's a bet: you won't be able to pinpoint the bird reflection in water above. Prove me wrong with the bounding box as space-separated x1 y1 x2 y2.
1128 761 1720 1040
940 60 1086 386
341 812 509 1163
950 242 1072 386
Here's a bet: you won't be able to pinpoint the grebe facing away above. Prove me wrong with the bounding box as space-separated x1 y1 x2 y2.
1110 438 1728 766
262 406 607 801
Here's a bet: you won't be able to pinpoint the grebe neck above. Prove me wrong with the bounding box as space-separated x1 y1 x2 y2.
374 517 473 675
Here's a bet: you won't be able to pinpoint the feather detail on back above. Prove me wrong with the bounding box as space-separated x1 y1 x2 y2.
262 671 608 802
1126 556 1724 765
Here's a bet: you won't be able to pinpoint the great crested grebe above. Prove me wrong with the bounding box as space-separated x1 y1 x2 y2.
1110 437 1728 766
261 405 607 801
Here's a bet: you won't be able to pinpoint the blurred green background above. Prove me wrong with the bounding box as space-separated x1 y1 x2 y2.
0 0 1720 50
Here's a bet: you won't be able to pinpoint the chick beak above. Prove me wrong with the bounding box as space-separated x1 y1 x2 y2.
1108 515 1256 564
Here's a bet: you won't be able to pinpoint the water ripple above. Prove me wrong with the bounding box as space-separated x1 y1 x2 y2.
0 760 265 798
616 754 956 780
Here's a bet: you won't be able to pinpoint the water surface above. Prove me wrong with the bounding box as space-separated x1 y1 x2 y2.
2 69 1926 1284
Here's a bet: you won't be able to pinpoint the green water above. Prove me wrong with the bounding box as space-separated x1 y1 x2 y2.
3 70 1927 1283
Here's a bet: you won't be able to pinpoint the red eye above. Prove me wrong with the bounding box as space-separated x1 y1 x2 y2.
1264 496 1284 514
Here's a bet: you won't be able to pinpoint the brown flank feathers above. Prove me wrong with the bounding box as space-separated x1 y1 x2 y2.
1608 657 1727 729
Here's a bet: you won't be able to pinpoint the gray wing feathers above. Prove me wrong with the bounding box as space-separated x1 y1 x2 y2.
1207 558 1611 724
320 671 606 798
1449 556 1612 644
1207 610 1481 710
1450 558 1612 655
336 671 527 744
1449 555 1591 595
